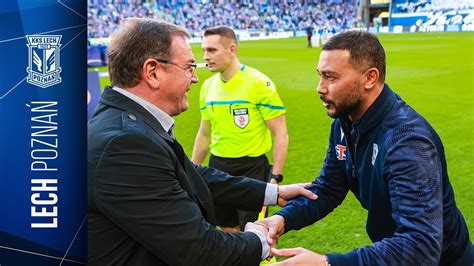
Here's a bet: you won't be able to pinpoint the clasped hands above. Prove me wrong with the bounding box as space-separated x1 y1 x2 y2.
244 183 327 265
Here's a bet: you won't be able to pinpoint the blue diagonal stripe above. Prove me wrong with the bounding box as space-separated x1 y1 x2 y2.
200 100 285 110
256 103 286 110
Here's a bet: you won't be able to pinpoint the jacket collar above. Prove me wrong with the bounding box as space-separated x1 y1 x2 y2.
112 86 175 135
342 83 397 134
99 87 217 224
99 87 175 142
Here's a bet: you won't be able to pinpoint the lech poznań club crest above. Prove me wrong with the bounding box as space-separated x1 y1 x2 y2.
233 108 249 129
26 35 62 88
372 143 379 165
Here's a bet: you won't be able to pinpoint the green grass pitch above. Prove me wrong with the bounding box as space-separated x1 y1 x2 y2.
91 32 473 255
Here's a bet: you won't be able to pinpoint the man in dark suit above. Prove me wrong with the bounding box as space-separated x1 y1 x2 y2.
88 18 317 265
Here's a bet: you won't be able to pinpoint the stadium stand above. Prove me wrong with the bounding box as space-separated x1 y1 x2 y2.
392 0 474 14
390 0 474 28
87 0 358 39
87 1 472 64
87 0 359 65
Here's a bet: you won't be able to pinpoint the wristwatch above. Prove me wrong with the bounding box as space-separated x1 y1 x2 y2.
270 173 283 183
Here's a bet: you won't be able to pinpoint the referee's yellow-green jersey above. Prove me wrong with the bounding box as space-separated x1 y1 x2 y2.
199 65 286 158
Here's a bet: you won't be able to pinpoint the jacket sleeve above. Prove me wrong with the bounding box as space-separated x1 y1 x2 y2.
93 133 262 266
194 164 267 211
327 128 443 265
276 122 350 232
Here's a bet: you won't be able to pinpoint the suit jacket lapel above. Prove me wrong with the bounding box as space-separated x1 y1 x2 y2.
181 153 217 225
100 88 216 224
165 139 217 225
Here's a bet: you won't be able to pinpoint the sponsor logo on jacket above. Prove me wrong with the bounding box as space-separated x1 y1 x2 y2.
335 144 347 160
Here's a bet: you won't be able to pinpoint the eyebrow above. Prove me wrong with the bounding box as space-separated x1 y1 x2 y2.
317 69 337 76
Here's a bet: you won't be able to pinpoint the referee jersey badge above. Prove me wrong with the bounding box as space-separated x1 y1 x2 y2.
233 108 249 129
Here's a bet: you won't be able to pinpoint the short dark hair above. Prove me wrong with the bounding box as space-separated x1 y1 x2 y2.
108 18 190 88
322 31 386 83
203 26 238 46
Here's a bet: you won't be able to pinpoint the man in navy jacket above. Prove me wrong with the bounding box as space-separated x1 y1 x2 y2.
257 31 473 265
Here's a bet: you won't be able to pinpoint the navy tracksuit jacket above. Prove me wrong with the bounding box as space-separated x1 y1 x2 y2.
277 84 472 265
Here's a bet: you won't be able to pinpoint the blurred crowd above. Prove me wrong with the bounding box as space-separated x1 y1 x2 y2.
88 0 358 38
88 0 156 38
393 0 474 14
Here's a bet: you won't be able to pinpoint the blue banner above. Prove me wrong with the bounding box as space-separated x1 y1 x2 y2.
87 71 101 120
0 0 86 264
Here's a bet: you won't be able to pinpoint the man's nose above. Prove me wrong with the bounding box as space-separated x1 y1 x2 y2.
191 72 198 83
317 78 327 94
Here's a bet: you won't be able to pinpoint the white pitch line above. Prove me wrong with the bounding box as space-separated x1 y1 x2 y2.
0 245 85 264
57 0 87 20
60 215 87 266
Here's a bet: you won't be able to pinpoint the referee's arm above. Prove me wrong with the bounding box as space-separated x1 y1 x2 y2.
192 119 211 164
266 114 288 177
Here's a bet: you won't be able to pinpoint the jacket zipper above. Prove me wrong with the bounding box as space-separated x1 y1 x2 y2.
352 129 359 178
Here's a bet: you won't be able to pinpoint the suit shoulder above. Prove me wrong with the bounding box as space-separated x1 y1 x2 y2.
88 109 147 149
119 111 147 134
102 130 173 167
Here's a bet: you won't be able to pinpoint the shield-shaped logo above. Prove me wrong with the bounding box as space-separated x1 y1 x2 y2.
233 108 249 129
26 35 62 88
372 143 378 165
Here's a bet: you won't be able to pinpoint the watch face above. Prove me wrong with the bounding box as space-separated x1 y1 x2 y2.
271 174 283 182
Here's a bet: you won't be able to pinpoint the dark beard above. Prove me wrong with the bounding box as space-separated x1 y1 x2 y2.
329 83 362 119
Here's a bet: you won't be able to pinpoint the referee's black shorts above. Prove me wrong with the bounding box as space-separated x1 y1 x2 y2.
209 154 270 230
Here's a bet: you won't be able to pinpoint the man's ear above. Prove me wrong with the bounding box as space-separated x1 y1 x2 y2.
364 67 379 90
229 43 238 57
142 59 160 89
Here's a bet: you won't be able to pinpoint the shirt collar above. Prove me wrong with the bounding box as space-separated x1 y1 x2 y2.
219 64 246 83
112 86 175 137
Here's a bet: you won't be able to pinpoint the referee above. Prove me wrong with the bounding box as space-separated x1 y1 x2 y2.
192 26 289 232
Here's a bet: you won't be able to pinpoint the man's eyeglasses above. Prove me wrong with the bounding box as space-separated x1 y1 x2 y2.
155 59 197 79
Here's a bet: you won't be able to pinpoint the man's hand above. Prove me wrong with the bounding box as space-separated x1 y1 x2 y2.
278 183 317 207
244 222 269 236
244 222 271 260
255 215 286 246
270 247 328 266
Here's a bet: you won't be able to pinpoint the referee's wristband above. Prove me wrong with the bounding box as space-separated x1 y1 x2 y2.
270 173 283 183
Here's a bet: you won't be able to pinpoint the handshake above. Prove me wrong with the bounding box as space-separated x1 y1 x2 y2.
244 184 329 266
